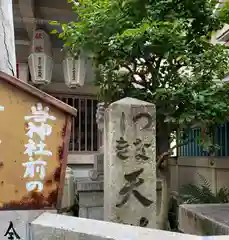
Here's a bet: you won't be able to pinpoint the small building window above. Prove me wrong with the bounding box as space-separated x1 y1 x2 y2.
54 95 99 152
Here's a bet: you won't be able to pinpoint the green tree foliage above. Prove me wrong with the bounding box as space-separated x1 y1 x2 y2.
51 0 229 229
180 173 229 204
51 0 229 155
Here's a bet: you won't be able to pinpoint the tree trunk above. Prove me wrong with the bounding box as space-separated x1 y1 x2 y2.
156 120 171 230
0 0 16 76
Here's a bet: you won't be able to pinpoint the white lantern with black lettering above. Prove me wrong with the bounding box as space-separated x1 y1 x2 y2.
28 29 53 85
62 52 86 88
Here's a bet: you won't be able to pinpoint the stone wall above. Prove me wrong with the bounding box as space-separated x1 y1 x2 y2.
77 178 104 220
169 157 229 194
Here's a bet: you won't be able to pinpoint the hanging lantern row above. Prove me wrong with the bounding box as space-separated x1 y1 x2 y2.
26 29 87 87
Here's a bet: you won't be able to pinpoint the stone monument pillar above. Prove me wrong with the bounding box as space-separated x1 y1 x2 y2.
104 97 156 228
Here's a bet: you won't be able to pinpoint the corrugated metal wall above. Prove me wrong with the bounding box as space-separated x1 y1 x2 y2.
178 122 229 156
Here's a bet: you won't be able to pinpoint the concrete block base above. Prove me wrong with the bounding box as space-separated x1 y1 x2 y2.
179 204 229 235
31 212 200 240
0 210 57 240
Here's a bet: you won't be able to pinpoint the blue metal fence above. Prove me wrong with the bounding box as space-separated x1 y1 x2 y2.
178 122 229 156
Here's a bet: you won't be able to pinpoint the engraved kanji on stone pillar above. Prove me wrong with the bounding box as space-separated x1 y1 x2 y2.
104 97 156 228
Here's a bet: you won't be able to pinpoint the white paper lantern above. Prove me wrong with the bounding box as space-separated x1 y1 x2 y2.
28 53 53 85
62 52 86 88
28 29 53 85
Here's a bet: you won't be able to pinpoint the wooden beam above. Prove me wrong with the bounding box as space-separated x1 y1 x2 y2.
15 40 30 46
14 16 59 25
0 71 77 116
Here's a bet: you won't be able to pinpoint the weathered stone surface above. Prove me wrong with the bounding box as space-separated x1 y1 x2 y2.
31 212 200 240
104 97 156 228
89 153 104 181
61 167 76 209
79 207 88 218
77 178 104 220
179 204 229 235
96 153 104 173
77 179 104 192
78 190 104 220
79 192 104 207
0 210 56 240
88 207 104 220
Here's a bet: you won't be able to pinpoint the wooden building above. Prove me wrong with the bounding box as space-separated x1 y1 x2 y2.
13 0 100 179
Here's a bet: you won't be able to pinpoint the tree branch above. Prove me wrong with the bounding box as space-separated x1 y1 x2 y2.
156 137 195 169
122 63 148 87
163 62 185 85
156 56 163 71
122 64 133 74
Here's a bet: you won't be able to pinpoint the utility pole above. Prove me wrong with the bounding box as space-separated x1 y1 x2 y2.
0 0 16 76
